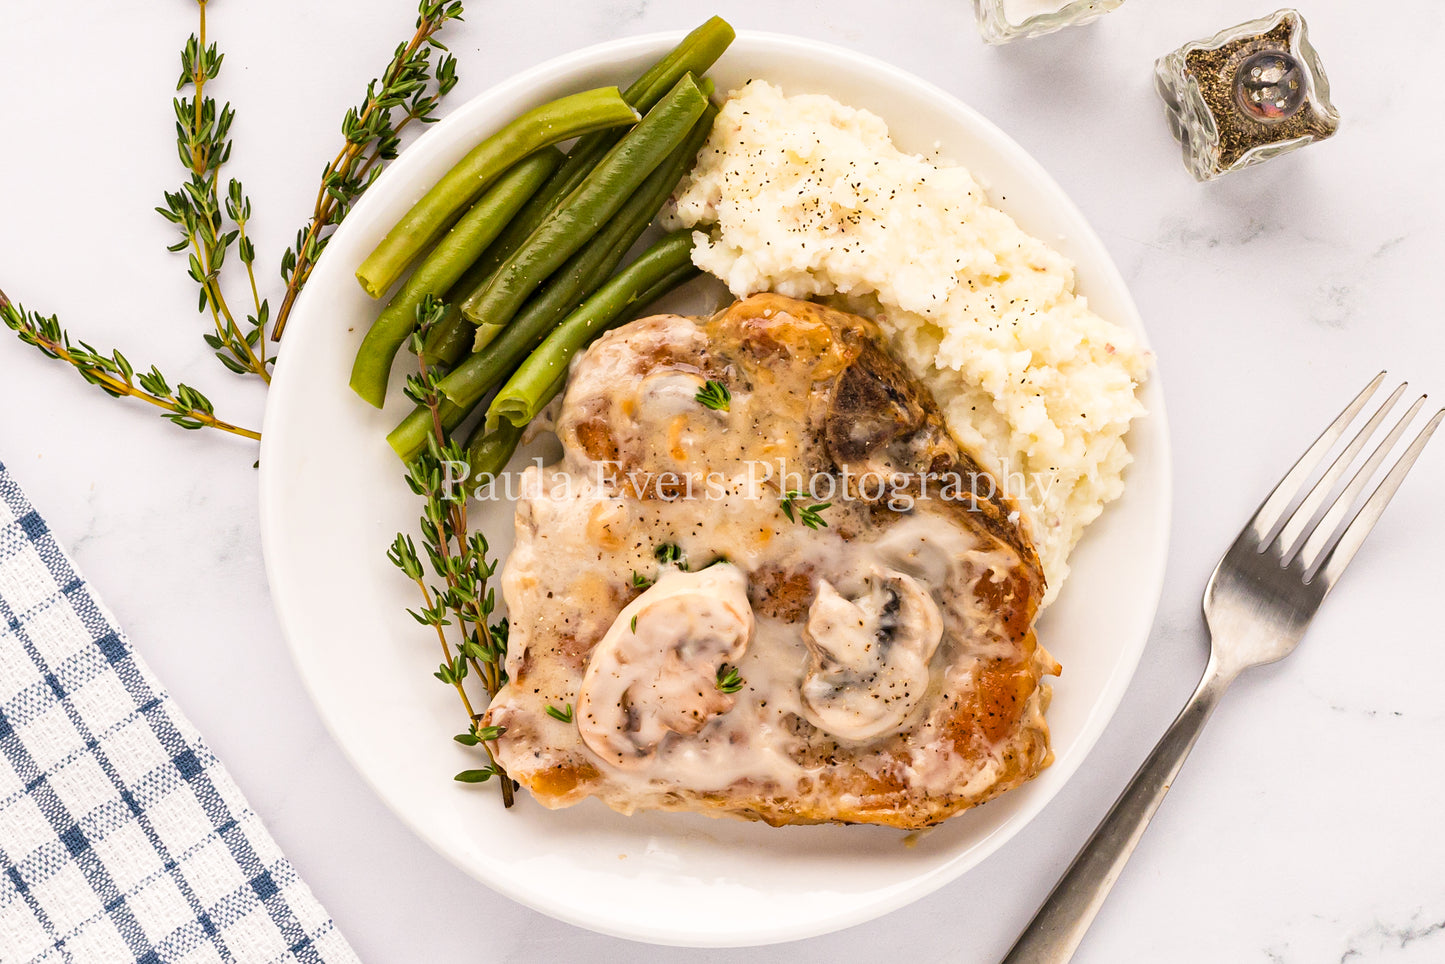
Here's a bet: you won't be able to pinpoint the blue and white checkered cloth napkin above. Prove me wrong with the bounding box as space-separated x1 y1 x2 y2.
0 463 359 964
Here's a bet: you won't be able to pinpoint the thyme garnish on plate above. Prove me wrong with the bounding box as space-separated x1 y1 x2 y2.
780 490 831 529
715 664 745 694
0 289 260 440
694 378 731 411
388 296 515 805
271 1 464 342
654 542 687 569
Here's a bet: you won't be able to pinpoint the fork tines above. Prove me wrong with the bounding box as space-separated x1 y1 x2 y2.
1248 372 1443 590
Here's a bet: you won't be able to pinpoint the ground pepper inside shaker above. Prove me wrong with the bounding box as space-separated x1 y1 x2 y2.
1156 9 1340 180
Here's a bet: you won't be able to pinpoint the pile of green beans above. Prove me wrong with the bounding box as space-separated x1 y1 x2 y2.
445 102 717 412
352 16 734 467
355 88 640 299
461 73 708 344
466 16 733 291
349 150 561 407
416 81 715 375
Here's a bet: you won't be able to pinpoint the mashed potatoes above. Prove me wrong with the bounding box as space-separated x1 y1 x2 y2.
664 81 1148 603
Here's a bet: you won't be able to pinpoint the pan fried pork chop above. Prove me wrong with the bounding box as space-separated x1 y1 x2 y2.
486 293 1059 829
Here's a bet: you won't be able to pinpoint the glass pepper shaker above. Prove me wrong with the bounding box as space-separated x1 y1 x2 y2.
1155 9 1340 181
972 0 1126 44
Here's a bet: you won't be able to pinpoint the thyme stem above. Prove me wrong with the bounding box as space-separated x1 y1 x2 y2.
413 572 511 806
390 296 513 807
271 1 463 341
1 288 261 441
163 0 272 383
418 578 478 719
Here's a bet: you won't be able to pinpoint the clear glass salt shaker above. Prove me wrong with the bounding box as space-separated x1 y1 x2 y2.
1155 8 1340 181
972 0 1126 44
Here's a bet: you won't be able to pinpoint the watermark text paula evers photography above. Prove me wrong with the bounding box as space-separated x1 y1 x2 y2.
436 457 1057 515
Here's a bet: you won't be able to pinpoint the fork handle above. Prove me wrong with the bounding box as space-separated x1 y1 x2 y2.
1001 659 1236 963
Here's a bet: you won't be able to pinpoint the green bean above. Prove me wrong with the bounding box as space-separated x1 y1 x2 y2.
388 289 562 462
415 245 507 369
460 75 708 331
468 101 716 353
465 167 579 297
461 367 563 479
418 304 472 370
487 230 696 430
388 231 611 463
619 261 702 325
440 105 715 415
385 394 469 462
619 17 732 114
355 87 639 298
418 100 705 378
435 286 570 417
464 416 526 481
413 114 676 375
466 18 732 288
349 150 561 407
388 281 559 458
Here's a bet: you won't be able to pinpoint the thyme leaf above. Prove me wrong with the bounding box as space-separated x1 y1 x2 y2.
716 664 744 694
694 378 731 411
780 490 830 530
454 767 497 784
654 542 686 569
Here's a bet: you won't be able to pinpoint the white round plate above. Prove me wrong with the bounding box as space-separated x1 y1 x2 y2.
260 31 1171 948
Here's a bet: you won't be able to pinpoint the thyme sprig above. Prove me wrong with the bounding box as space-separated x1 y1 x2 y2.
160 0 272 383
780 490 831 530
694 378 731 411
5 0 467 444
715 664 745 695
389 295 514 806
654 543 687 569
0 289 260 440
271 1 464 341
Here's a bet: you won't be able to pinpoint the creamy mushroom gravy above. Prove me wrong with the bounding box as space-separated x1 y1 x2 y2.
487 294 1059 828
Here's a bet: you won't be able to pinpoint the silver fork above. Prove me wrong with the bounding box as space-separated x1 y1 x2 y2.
1003 373 1444 964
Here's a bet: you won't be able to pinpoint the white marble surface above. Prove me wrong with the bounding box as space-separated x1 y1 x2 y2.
2 0 1443 960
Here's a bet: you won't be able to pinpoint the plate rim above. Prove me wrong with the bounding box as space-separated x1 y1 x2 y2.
259 27 1173 947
